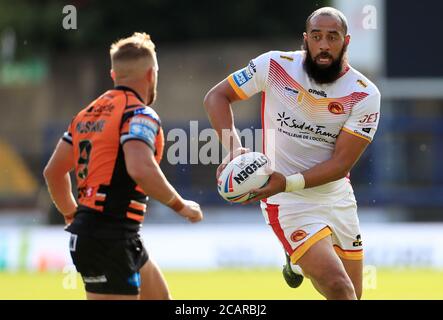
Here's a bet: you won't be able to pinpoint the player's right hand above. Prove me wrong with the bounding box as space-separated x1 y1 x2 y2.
216 147 250 180
177 200 203 223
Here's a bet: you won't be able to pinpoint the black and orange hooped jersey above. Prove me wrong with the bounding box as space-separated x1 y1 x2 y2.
62 86 164 237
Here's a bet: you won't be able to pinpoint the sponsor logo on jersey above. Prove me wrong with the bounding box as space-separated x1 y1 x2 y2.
76 120 106 133
276 112 339 140
353 234 363 247
129 120 156 143
127 273 141 287
357 79 368 88
291 230 308 242
83 275 107 283
354 129 371 140
232 156 268 185
248 60 257 73
134 108 160 124
280 55 294 62
86 103 114 114
233 68 253 87
134 108 148 115
358 112 379 124
328 102 345 115
308 88 327 98
276 112 290 127
69 234 77 252
78 186 89 198
131 116 159 132
86 187 94 197
284 86 299 98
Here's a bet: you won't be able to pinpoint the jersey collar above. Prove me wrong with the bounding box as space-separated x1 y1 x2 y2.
114 85 145 104
337 64 350 79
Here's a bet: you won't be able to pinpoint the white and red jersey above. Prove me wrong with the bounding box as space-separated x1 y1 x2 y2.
227 50 381 204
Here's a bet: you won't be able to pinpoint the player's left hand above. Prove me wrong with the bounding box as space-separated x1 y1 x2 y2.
242 171 286 205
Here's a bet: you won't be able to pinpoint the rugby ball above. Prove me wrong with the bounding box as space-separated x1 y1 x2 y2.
217 152 271 203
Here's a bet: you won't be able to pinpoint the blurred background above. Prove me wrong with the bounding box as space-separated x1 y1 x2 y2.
0 0 442 299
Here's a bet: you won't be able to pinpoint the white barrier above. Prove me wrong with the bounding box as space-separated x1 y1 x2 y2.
1 223 443 272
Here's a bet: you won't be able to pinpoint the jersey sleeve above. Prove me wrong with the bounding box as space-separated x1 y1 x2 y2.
120 107 161 152
342 91 381 143
226 51 271 99
61 118 74 145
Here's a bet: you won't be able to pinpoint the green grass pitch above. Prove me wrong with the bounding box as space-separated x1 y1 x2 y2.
0 269 442 300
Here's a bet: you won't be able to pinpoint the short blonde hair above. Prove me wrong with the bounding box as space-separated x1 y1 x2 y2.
110 32 157 79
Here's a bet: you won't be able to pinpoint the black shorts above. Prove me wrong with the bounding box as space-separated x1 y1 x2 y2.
69 233 149 295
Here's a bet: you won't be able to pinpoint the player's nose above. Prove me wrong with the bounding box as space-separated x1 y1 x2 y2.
319 38 330 51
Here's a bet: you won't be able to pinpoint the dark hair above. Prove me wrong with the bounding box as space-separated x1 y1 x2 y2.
305 7 348 34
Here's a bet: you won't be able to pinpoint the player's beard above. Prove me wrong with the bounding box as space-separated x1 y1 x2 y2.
303 41 347 84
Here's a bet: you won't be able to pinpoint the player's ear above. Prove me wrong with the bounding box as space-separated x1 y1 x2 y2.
146 67 155 82
344 34 350 46
110 70 116 81
303 32 308 41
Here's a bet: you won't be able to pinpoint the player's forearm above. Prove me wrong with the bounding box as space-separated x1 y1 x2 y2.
284 158 350 192
44 173 77 216
204 91 242 151
130 162 184 209
301 159 349 189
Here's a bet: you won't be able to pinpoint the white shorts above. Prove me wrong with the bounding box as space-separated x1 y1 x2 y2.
260 191 363 264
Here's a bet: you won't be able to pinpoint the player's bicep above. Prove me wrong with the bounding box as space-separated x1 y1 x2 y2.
123 140 156 178
333 130 370 170
208 78 245 104
45 139 75 175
